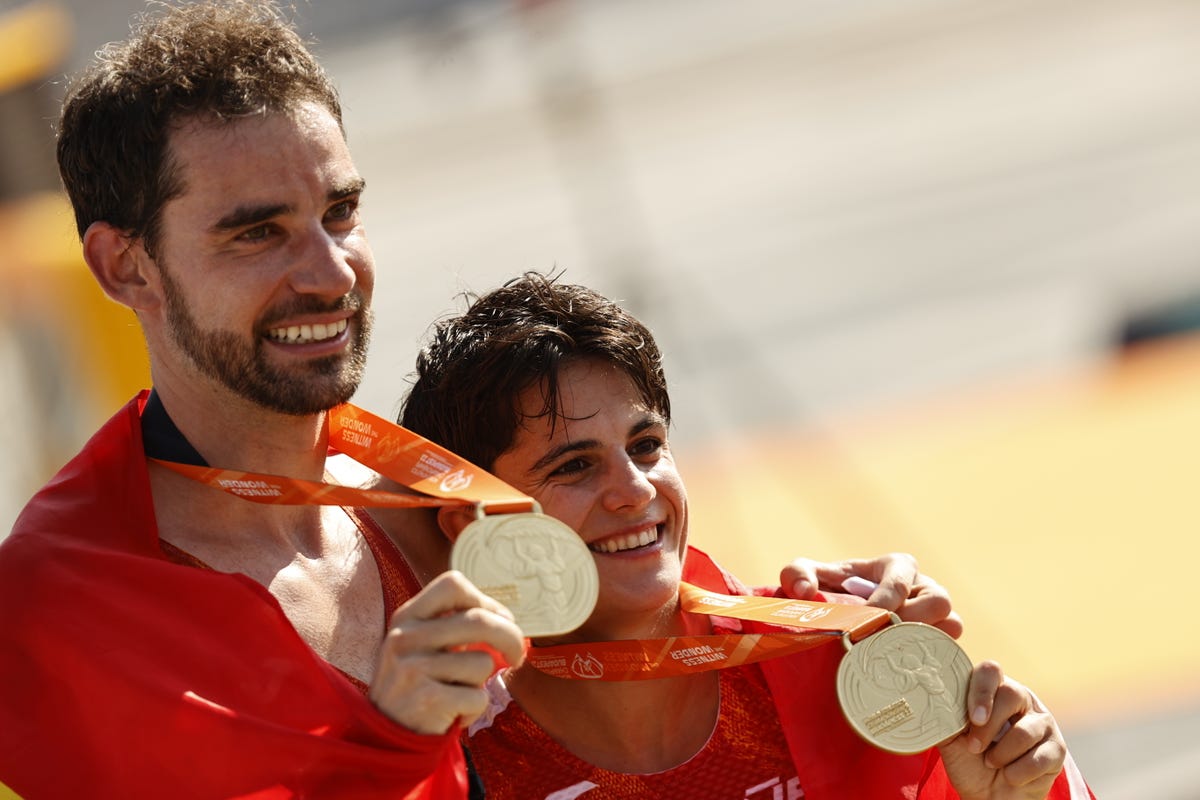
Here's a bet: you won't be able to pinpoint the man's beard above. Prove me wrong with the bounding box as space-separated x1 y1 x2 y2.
158 258 372 415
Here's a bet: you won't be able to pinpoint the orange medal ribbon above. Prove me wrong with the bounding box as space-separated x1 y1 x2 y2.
152 403 534 513
327 404 536 514
153 402 892 680
525 583 891 681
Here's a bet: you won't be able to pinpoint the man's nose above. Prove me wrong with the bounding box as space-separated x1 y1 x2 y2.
288 227 358 298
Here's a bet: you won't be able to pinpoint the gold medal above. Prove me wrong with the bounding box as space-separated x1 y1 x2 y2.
836 621 972 754
451 509 599 637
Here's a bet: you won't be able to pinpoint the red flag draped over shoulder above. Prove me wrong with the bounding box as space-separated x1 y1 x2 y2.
0 392 465 799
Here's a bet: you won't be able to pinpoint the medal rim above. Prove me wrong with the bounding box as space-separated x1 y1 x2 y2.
836 621 971 755
450 511 599 638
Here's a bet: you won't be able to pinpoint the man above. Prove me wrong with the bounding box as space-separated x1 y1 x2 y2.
0 3 522 797
0 3 956 798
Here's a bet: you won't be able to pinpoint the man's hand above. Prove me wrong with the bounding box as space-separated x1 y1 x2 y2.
938 662 1067 800
780 552 964 638
369 571 526 735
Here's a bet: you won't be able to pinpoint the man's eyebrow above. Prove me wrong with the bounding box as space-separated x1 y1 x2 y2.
211 202 291 233
209 179 366 233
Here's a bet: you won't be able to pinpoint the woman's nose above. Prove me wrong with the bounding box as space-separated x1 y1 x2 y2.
601 456 655 512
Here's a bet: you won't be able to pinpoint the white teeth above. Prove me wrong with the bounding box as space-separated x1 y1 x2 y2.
269 318 348 344
590 527 659 554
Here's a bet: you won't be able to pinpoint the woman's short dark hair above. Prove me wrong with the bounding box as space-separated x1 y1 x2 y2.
400 272 671 469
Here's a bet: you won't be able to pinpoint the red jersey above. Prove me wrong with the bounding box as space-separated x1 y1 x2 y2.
469 665 802 799
464 548 1094 800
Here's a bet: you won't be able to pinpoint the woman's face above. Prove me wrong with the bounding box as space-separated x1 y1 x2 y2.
490 359 688 639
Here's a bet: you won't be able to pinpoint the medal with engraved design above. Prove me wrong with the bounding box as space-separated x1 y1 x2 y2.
451 507 599 637
836 620 972 754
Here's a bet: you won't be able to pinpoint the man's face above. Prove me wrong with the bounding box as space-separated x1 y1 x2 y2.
149 102 374 414
490 359 689 640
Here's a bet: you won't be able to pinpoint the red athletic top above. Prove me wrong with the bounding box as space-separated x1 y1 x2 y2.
469 665 800 799
465 549 1095 800
160 506 422 694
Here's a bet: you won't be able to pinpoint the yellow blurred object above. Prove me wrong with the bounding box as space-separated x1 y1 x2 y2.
686 335 1200 729
0 780 20 799
0 191 77 275
0 1 71 93
0 191 150 448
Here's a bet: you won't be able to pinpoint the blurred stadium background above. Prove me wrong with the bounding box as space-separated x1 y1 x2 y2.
4 0 1200 795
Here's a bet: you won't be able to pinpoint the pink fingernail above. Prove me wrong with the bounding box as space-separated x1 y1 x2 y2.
842 576 877 599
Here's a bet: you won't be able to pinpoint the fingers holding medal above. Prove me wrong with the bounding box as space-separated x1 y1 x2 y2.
941 664 1069 796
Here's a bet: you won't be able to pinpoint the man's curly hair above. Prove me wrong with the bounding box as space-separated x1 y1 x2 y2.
56 0 342 256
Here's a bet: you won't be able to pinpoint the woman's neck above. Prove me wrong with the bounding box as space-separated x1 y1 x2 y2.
505 605 720 774
507 663 721 774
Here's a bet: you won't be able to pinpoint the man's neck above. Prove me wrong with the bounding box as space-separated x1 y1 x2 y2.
143 383 386 682
145 380 337 556
150 381 331 481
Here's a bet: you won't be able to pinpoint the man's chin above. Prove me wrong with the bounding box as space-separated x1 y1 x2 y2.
243 376 361 416
248 354 365 414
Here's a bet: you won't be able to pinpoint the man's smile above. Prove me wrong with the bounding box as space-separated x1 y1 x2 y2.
266 318 348 344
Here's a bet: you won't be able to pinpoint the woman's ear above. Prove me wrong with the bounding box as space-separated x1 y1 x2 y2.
436 504 478 543
81 221 161 312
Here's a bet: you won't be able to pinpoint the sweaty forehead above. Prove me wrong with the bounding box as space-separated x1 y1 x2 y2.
169 103 351 180
164 103 357 216
523 363 658 433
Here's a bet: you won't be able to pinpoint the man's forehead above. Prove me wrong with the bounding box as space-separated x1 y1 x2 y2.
164 105 358 207
170 100 344 156
170 99 340 136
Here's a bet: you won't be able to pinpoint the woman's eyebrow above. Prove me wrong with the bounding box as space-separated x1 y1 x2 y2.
531 440 597 473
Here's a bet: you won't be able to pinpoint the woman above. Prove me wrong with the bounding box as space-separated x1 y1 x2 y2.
396 273 1090 799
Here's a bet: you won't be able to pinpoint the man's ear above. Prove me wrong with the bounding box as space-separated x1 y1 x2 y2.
436 504 478 543
81 221 161 312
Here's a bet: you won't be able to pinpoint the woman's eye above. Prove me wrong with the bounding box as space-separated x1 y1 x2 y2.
550 458 589 477
631 437 664 458
238 224 270 242
327 199 358 222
